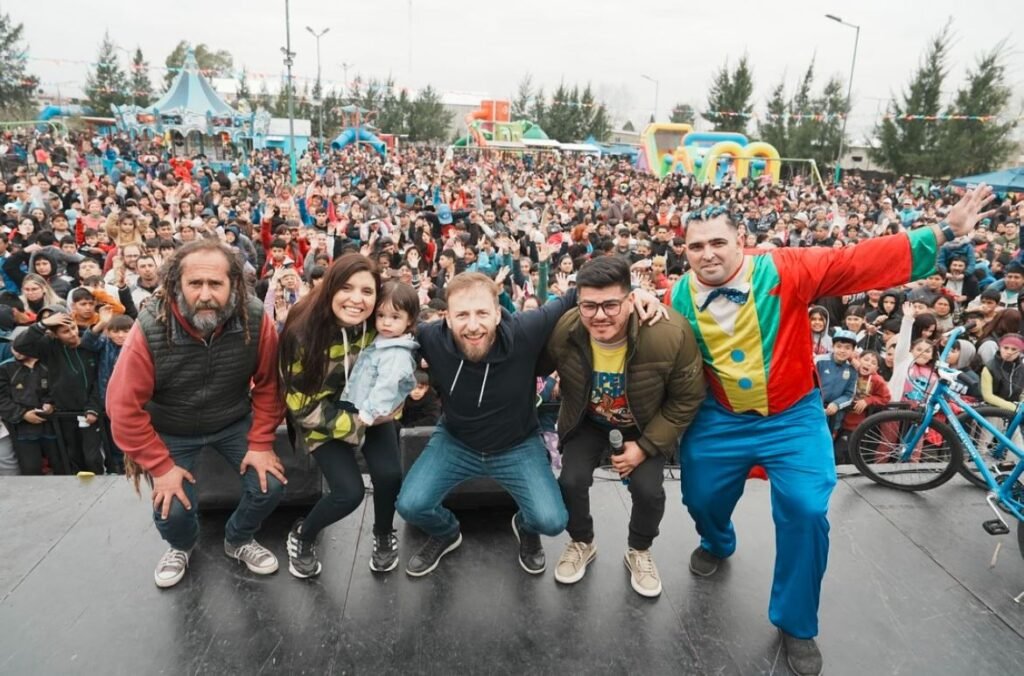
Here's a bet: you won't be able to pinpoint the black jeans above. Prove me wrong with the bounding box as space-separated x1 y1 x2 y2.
558 420 666 550
56 417 104 475
301 422 403 541
11 426 59 475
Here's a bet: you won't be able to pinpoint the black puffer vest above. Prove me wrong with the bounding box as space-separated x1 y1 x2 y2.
138 297 264 437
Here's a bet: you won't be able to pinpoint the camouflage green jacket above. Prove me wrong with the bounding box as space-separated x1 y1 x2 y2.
284 325 376 451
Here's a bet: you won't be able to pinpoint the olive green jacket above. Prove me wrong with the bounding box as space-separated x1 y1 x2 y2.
541 308 706 459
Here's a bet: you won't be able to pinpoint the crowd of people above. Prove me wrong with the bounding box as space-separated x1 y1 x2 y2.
0 125 1017 675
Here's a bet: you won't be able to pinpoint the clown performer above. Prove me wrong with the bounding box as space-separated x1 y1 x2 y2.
667 186 995 676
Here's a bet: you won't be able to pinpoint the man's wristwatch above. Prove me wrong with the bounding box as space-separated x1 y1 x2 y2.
940 222 956 242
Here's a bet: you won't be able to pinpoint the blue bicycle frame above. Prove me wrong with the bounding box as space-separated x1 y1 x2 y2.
894 327 1024 523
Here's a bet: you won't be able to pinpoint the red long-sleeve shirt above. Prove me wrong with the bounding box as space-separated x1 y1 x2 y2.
107 311 285 477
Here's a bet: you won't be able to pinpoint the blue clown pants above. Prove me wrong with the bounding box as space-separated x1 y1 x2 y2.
679 389 836 639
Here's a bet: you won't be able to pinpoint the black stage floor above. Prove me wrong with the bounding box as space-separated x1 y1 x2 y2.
1 473 1022 675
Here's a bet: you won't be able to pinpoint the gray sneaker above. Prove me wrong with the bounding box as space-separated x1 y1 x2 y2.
554 540 597 584
224 539 279 575
624 548 662 598
780 630 824 676
154 547 192 588
689 546 722 577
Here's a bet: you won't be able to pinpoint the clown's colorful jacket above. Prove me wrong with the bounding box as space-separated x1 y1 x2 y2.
669 229 939 416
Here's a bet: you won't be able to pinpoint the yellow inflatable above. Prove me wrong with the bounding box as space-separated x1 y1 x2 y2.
701 141 747 183
742 142 782 183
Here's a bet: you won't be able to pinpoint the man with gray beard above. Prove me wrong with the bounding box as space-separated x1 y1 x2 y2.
106 239 287 588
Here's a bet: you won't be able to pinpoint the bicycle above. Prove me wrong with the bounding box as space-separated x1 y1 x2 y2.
848 325 1024 560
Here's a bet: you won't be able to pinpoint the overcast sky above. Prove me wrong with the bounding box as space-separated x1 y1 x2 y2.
13 0 1024 139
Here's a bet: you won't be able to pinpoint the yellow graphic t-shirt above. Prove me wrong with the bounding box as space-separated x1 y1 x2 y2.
588 337 636 429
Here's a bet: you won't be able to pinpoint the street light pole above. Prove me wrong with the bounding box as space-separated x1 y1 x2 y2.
641 74 659 123
283 0 297 185
826 14 860 184
306 26 330 155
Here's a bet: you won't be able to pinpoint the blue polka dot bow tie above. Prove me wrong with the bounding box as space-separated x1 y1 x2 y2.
699 287 750 312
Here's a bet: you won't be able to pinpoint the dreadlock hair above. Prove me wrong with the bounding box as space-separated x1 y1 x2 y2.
279 253 381 397
125 239 252 494
154 237 253 347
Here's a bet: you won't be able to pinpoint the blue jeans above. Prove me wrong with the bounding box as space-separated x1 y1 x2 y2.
153 415 285 550
396 425 567 539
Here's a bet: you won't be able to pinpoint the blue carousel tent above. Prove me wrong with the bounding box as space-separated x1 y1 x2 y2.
951 166 1024 193
111 49 269 163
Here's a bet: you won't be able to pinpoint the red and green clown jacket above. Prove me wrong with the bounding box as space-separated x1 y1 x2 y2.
668 229 939 417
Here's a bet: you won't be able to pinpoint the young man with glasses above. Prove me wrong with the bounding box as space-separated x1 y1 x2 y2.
541 256 704 597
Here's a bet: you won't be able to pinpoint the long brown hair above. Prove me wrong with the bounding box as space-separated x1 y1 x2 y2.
279 254 380 396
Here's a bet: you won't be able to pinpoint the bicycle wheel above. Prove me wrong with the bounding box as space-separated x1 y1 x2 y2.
848 409 963 491
956 407 1023 489
1018 519 1024 561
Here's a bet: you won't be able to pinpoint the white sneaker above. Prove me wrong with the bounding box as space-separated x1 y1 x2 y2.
224 539 279 575
154 547 191 588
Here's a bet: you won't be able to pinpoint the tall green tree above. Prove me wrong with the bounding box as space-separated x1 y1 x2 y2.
378 80 412 135
163 41 234 90
0 10 39 118
786 61 817 160
702 54 754 133
236 66 251 106
870 21 952 175
544 82 575 141
529 87 547 130
128 47 153 107
669 103 695 125
936 44 1015 176
810 75 848 168
256 78 273 112
586 102 612 141
407 85 452 142
512 73 533 120
758 80 789 156
85 31 129 114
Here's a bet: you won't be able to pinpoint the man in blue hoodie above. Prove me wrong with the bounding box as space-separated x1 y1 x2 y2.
397 271 663 577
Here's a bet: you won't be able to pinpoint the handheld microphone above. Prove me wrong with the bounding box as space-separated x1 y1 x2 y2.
609 430 630 486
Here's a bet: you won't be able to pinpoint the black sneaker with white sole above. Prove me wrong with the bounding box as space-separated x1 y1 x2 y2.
512 512 545 574
406 530 462 577
369 530 399 573
286 519 322 579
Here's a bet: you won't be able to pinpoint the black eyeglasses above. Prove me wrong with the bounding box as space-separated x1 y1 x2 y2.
579 295 629 318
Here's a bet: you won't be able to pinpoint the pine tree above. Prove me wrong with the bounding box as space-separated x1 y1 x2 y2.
128 47 153 107
622 120 635 132
256 78 272 112
236 66 251 106
728 55 755 134
407 85 452 142
702 55 754 133
529 87 547 131
586 103 612 142
669 103 695 125
937 44 1015 176
0 10 39 118
546 83 573 141
702 62 732 131
85 31 129 114
512 73 533 120
870 21 952 175
787 61 816 160
378 79 411 135
163 41 234 90
811 75 848 168
758 80 788 156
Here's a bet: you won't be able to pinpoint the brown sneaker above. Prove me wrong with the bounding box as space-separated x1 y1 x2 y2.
623 547 662 598
553 540 597 584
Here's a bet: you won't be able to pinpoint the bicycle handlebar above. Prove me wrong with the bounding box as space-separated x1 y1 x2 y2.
939 325 968 363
